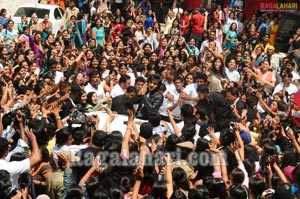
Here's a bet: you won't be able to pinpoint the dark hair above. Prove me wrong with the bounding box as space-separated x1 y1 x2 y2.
209 178 227 198
92 130 107 147
195 138 210 152
109 186 123 199
151 181 168 199
48 58 58 68
229 22 238 31
195 72 208 83
180 104 194 119
219 129 235 147
140 122 153 139
66 184 84 199
226 87 240 97
245 145 259 162
249 177 265 198
55 128 70 146
0 138 9 158
109 69 118 77
212 57 226 77
135 76 146 84
243 158 255 177
172 167 189 191
86 176 100 197
59 81 72 92
197 84 209 93
90 187 109 199
148 112 161 127
9 152 27 162
89 70 100 80
126 86 137 94
229 184 248 199
231 168 245 185
147 74 162 93
165 135 181 152
119 74 130 84
86 92 97 106
40 145 51 162
263 142 277 155
159 83 167 92
170 189 187 199
120 175 135 194
188 186 210 199
0 170 13 199
174 75 185 83
292 165 300 185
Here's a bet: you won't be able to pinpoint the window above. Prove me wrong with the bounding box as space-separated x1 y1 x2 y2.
14 7 50 18
59 8 65 16
54 8 61 20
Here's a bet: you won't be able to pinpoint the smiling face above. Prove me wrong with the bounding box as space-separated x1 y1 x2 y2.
91 92 99 104
185 74 194 85
214 59 222 70
100 58 108 70
90 74 101 87
91 58 99 68
96 19 102 27
148 80 159 92
7 20 14 29
80 93 87 104
44 14 49 22
228 59 236 70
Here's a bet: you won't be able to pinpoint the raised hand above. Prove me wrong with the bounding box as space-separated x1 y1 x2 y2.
24 128 36 142
134 165 144 180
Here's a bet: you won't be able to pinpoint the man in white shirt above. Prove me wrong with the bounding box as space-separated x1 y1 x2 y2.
181 72 208 106
47 59 64 85
64 0 80 24
273 71 298 96
110 74 131 98
84 71 105 100
163 68 176 94
167 76 185 121
0 129 41 188
200 30 223 56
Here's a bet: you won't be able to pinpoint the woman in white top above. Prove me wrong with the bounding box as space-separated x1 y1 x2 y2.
223 11 238 34
134 20 144 45
164 10 175 35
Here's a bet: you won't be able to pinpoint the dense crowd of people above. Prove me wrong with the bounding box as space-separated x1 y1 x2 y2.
0 0 299 198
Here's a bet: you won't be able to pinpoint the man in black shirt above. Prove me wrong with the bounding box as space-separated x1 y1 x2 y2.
111 86 137 115
196 84 224 121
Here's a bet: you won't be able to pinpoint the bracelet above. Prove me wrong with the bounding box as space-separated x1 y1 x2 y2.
126 127 133 131
56 117 61 120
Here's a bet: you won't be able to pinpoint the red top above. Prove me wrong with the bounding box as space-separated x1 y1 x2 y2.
190 13 205 35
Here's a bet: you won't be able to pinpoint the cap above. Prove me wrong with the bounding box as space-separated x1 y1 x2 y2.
239 130 252 144
58 150 80 162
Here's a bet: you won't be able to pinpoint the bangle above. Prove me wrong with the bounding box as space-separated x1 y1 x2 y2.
56 117 61 120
